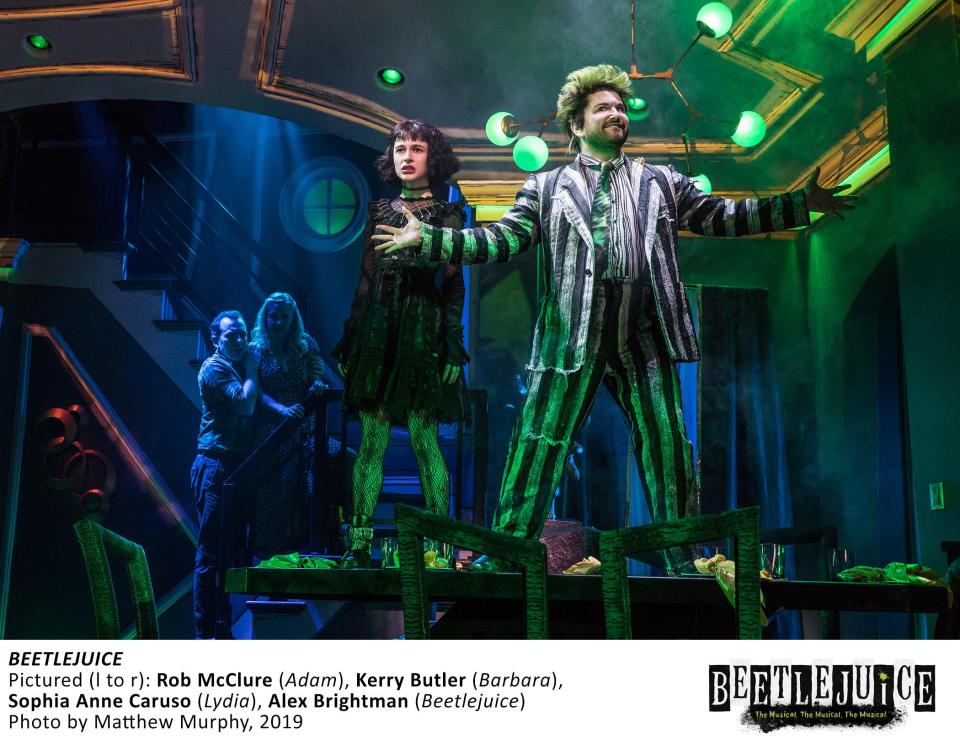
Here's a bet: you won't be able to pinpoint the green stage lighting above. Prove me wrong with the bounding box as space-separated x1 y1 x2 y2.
376 68 405 90
696 2 734 38
691 173 713 194
485 112 519 146
731 111 766 147
513 136 549 172
26 34 51 50
626 97 650 121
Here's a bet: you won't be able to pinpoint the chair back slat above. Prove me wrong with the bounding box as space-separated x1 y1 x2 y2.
599 507 761 639
74 520 159 639
394 505 548 639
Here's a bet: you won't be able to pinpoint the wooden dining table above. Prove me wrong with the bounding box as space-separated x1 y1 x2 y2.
225 566 956 639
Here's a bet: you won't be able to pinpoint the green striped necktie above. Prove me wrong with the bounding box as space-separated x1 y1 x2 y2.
590 160 612 274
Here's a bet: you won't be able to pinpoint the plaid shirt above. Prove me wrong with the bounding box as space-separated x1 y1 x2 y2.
196 351 256 455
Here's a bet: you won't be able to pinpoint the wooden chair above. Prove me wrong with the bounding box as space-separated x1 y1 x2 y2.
73 520 159 639
394 504 548 639
600 507 761 639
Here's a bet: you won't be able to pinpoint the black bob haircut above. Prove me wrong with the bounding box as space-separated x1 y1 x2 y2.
375 120 460 188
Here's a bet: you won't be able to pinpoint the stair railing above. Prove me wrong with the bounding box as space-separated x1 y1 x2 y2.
122 119 309 323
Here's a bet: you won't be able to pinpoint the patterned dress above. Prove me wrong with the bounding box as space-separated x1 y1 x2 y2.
333 195 471 426
249 334 323 557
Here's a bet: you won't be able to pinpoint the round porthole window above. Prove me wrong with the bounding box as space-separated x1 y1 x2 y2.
280 157 370 253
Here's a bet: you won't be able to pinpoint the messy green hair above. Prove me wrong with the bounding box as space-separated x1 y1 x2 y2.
555 64 633 152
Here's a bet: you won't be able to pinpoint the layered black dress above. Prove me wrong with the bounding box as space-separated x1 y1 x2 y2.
333 194 470 426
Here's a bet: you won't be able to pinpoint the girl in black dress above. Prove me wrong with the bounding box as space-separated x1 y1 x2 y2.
333 120 470 568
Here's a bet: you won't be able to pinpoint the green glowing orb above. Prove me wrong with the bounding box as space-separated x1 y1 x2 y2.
27 34 52 50
691 173 713 194
731 111 766 147
696 2 734 38
485 112 518 146
513 136 549 172
626 97 650 121
376 68 405 89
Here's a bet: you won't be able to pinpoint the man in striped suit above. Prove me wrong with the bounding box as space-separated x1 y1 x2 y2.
375 64 854 572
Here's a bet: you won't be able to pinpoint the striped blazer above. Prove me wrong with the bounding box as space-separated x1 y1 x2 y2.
421 159 809 371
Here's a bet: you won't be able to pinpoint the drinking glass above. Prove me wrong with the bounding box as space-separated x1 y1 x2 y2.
379 537 399 569
828 548 853 580
760 543 786 578
699 544 722 560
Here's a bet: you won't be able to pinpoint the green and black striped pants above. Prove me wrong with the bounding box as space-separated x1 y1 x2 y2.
492 279 699 562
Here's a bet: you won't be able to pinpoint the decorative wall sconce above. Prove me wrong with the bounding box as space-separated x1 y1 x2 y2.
35 404 116 522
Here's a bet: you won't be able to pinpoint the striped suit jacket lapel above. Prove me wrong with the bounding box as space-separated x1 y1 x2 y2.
637 161 701 362
634 159 663 266
556 163 593 247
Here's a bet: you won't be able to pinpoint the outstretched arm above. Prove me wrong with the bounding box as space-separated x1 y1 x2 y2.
373 177 540 263
671 165 856 236
803 166 857 220
671 167 808 236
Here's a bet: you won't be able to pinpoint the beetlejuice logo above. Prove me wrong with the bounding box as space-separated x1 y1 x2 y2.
708 663 935 731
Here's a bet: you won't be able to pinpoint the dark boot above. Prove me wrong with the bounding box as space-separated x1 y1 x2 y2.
339 515 373 569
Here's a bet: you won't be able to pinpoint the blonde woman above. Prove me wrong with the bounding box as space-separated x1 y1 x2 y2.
248 292 325 558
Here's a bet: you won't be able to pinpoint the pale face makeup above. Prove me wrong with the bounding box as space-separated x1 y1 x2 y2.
393 137 430 192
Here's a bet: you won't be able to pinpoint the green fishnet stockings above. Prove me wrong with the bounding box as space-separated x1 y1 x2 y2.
352 411 390 519
407 413 450 517
351 409 450 519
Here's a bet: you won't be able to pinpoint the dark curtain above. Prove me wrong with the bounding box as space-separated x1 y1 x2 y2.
698 286 800 639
